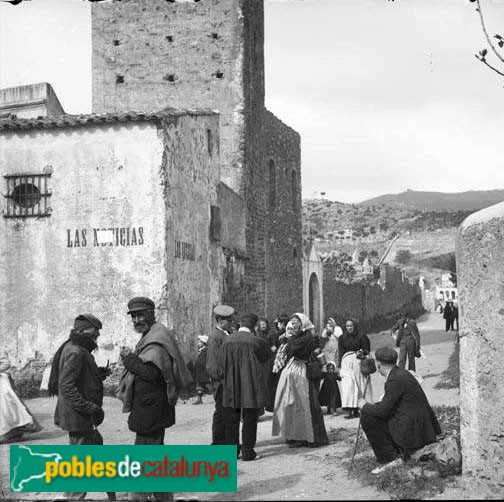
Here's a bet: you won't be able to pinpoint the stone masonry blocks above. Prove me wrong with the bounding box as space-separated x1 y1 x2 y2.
457 202 504 493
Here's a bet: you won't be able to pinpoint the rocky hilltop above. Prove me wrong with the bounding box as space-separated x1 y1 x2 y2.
303 189 504 288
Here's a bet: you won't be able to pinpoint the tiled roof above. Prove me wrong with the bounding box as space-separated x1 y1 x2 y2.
0 109 218 131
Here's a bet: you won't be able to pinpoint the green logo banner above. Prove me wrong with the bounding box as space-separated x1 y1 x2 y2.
10 445 237 493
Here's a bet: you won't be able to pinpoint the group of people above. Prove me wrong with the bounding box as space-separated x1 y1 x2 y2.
0 298 443 499
48 297 192 501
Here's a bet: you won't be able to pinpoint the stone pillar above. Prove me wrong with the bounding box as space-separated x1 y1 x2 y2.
457 202 504 494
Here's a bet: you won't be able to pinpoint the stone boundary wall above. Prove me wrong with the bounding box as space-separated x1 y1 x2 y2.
323 264 424 334
457 202 504 494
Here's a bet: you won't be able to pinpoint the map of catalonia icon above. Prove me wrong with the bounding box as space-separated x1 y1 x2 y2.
10 445 63 492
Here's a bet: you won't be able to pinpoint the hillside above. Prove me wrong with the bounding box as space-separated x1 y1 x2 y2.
359 189 504 212
302 189 502 288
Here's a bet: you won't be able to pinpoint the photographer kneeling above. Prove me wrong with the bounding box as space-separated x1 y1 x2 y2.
357 347 441 475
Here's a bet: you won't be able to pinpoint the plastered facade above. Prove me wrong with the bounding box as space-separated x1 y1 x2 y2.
0 112 221 363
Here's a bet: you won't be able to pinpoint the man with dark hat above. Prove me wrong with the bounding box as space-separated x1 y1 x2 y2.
357 347 441 475
443 299 456 332
51 314 115 501
220 313 270 461
206 304 235 445
118 297 192 502
390 312 421 372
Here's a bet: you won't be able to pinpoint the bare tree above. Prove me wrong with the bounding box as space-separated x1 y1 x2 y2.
471 0 504 78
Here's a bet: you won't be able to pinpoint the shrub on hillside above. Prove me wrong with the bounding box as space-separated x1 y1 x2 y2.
396 249 412 265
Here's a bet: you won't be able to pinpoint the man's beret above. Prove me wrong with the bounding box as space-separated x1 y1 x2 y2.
240 313 259 330
275 313 290 324
74 314 102 331
375 347 398 365
213 305 235 318
127 297 155 314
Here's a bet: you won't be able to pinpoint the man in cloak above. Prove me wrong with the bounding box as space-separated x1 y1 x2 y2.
118 297 193 502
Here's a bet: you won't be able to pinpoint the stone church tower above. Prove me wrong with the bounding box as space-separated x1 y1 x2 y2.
92 0 303 318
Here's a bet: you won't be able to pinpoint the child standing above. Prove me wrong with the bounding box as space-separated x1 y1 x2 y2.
191 335 210 404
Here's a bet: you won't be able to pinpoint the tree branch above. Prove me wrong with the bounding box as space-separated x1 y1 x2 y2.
476 0 504 63
475 54 504 77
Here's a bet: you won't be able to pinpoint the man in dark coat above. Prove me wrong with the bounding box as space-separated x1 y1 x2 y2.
390 312 421 372
51 314 115 501
443 300 456 331
206 304 235 445
118 297 192 502
221 313 271 461
358 347 441 474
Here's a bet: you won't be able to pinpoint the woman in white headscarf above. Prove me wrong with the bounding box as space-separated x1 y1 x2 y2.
272 313 328 448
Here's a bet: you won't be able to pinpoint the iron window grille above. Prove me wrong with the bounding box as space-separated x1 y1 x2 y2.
3 173 52 218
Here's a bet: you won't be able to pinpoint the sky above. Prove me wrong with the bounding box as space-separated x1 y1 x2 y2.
1 0 504 203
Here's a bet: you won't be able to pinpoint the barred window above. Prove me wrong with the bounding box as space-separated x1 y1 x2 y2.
4 173 52 218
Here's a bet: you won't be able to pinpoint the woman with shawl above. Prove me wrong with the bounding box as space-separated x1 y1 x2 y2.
272 313 328 448
337 318 373 419
0 351 41 443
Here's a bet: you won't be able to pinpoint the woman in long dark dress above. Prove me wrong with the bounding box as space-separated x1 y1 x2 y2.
337 318 373 419
272 313 328 448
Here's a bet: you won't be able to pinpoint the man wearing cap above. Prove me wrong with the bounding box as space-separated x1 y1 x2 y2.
221 313 271 461
357 347 441 474
118 297 192 502
390 312 421 372
443 300 456 332
206 304 235 445
50 314 115 501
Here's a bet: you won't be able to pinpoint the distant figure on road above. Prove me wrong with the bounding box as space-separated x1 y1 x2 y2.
443 300 456 332
358 347 441 475
453 301 459 331
390 312 421 372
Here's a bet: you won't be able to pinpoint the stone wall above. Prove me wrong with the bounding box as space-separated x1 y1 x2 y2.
457 203 504 494
158 113 222 356
217 182 247 314
92 0 247 192
323 264 424 333
91 0 304 322
262 110 303 320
